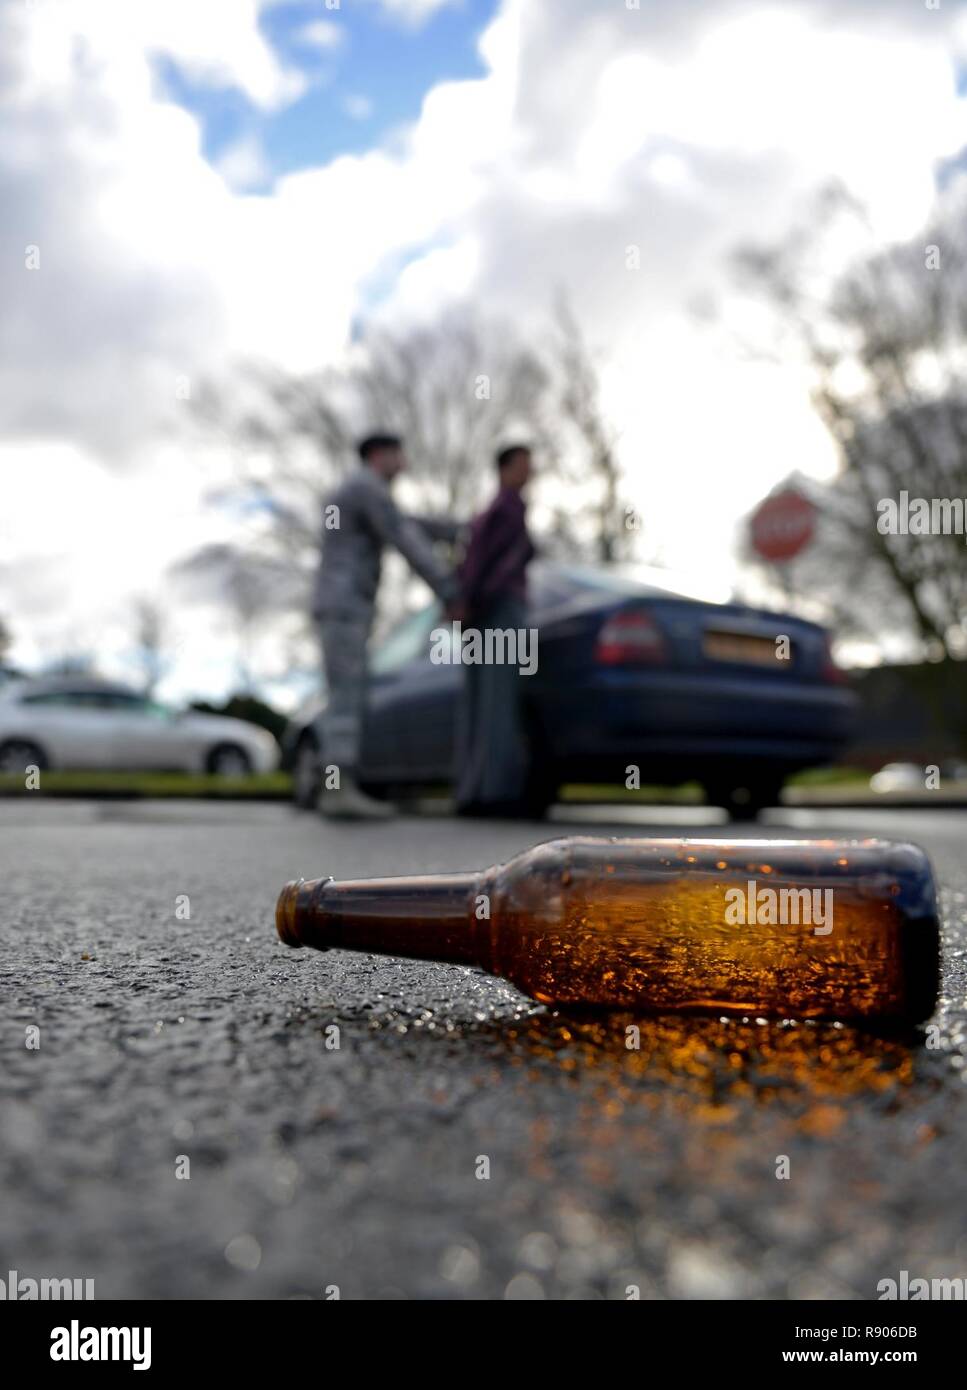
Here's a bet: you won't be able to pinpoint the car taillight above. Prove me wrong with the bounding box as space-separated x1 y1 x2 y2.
820 635 846 683
595 610 668 665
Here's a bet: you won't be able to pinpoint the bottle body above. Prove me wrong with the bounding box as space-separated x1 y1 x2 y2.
482 838 938 1022
277 836 940 1024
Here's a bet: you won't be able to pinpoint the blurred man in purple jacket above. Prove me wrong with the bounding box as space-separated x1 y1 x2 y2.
454 444 537 816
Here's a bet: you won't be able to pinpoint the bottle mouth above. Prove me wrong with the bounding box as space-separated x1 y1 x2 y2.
276 879 306 948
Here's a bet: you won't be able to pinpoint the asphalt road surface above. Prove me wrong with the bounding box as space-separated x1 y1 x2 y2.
2 798 966 1300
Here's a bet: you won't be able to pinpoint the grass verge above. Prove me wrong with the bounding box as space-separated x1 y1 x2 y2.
0 766 873 801
0 771 292 799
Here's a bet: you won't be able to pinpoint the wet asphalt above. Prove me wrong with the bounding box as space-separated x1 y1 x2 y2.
1 797 966 1300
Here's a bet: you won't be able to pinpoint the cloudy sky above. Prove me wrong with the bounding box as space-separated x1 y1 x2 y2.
2 0 966 703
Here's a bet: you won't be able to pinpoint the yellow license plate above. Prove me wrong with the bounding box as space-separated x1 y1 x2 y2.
703 632 785 666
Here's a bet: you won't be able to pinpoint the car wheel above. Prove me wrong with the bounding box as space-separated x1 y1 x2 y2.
520 720 558 819
519 766 557 819
292 736 322 809
207 743 253 778
704 775 785 821
356 778 393 802
0 739 49 775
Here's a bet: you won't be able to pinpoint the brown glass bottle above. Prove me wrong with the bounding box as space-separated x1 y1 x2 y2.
276 837 940 1023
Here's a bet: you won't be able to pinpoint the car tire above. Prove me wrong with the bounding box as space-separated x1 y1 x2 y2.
703 775 785 821
292 735 322 809
520 769 557 819
0 739 49 775
520 721 558 819
356 779 392 801
207 743 253 778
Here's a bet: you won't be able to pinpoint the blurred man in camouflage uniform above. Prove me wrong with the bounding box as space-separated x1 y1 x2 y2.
312 433 459 820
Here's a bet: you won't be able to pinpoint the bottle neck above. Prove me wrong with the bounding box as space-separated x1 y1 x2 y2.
278 872 487 966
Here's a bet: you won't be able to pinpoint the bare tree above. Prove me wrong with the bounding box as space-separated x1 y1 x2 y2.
550 295 634 563
132 597 169 697
730 184 967 658
353 309 555 518
190 360 355 615
171 545 296 694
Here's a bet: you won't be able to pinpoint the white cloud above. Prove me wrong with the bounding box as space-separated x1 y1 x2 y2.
367 0 460 27
0 439 238 684
297 19 346 53
378 239 481 321
215 133 272 191
344 94 374 120
81 0 305 110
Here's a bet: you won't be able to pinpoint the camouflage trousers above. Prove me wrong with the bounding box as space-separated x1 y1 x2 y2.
316 611 372 773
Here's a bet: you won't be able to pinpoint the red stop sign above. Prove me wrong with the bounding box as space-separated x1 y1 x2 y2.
750 489 816 563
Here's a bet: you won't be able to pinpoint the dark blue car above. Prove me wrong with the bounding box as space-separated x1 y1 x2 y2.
284 561 858 818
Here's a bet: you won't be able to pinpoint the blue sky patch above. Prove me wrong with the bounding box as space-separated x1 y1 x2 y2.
156 0 500 189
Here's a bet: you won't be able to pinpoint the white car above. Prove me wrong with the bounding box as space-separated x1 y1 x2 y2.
0 678 279 776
